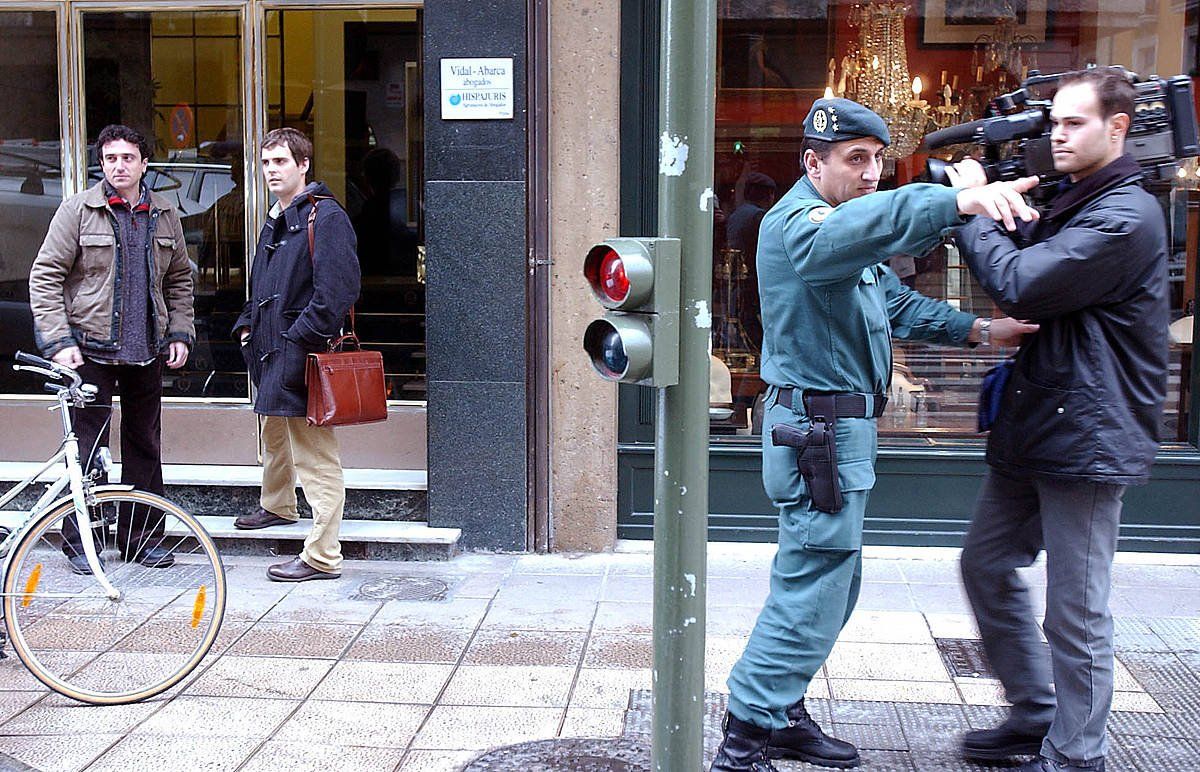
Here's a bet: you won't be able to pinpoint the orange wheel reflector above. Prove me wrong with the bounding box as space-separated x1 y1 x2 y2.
191 584 207 629
21 563 43 608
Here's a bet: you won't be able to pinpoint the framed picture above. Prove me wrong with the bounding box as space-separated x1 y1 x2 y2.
923 0 1047 45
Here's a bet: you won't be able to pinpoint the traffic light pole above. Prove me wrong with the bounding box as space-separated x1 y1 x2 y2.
653 0 716 770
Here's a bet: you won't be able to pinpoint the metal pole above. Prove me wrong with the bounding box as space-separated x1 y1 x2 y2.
653 0 716 769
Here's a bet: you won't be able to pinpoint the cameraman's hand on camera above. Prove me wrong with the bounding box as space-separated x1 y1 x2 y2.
944 158 989 189
989 317 1040 347
956 175 1040 232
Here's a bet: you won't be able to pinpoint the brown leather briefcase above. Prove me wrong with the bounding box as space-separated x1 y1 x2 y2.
301 195 387 427
305 333 388 427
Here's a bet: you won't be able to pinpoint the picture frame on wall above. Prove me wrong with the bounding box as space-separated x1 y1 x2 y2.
923 0 1047 45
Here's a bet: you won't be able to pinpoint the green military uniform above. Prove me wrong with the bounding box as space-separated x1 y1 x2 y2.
726 99 978 730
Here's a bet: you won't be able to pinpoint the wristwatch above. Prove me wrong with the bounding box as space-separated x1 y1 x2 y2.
978 318 992 346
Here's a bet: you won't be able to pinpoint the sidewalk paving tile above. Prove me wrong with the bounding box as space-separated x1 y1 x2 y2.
704 603 760 638
599 575 652 604
588 601 653 634
260 592 382 624
825 642 951 682
440 665 575 707
560 706 625 737
272 699 428 747
411 705 563 751
399 749 482 771
372 597 491 628
838 611 934 644
239 740 407 772
583 633 653 669
183 655 334 700
923 612 980 640
309 661 453 703
0 697 160 735
511 553 609 575
452 573 510 599
231 621 362 658
830 678 961 704
132 695 298 737
0 693 44 725
853 581 917 611
571 668 652 709
0 732 119 772
463 628 586 666
88 735 261 771
344 623 472 663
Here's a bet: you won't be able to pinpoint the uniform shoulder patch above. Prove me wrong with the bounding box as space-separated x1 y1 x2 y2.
808 206 832 224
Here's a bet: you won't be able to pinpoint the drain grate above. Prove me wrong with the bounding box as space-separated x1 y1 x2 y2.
465 739 649 770
352 576 450 601
936 638 995 679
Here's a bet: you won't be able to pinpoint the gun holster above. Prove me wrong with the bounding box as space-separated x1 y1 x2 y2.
771 419 844 514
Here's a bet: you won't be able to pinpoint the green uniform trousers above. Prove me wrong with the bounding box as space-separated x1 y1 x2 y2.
727 394 877 729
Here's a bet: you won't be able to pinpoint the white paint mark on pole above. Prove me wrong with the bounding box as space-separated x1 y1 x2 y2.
683 573 697 597
699 187 715 211
659 132 689 176
693 300 712 329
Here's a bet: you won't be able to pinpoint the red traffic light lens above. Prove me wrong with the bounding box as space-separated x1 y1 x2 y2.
595 249 629 304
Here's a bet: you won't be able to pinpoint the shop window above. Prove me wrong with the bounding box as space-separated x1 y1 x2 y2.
81 10 245 399
0 11 61 395
709 0 1199 446
267 9 426 402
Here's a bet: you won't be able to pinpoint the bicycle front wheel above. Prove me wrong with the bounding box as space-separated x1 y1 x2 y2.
2 490 226 704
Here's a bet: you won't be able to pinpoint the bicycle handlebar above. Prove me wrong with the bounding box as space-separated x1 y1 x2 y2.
13 350 86 395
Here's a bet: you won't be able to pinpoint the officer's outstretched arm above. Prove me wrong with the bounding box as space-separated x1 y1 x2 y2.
955 176 1040 232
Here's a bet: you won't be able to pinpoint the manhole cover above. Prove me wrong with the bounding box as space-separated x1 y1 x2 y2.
936 637 994 678
352 576 449 601
465 738 650 770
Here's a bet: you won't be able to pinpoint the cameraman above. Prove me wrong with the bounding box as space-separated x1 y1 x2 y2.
710 97 1040 772
952 69 1169 772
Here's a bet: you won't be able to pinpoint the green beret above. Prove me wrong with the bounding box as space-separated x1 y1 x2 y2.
803 98 891 146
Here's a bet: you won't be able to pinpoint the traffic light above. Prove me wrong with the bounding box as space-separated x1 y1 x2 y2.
583 237 681 387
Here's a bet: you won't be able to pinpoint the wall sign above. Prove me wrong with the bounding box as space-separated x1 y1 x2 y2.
440 58 514 120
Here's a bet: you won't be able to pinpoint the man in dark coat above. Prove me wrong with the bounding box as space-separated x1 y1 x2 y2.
953 69 1169 772
232 128 361 582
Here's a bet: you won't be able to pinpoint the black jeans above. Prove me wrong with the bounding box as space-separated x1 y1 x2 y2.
61 357 166 559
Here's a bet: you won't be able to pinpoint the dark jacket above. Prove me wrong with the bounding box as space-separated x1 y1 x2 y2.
29 181 194 358
234 182 361 416
956 155 1169 484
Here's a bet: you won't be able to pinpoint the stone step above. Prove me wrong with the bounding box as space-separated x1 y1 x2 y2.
0 513 459 562
0 463 429 523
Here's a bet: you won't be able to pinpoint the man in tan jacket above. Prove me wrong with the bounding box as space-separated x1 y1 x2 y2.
29 123 194 575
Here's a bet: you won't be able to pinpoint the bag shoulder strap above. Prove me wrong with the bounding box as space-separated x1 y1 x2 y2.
304 194 357 337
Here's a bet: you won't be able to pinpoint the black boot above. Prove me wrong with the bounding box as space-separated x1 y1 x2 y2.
962 718 1050 762
711 712 778 772
767 699 860 769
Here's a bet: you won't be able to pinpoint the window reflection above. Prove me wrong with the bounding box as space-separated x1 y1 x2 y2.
82 10 246 398
0 11 62 394
267 10 426 401
708 0 1199 444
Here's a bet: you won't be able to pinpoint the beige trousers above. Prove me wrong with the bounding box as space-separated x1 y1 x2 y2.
260 416 345 572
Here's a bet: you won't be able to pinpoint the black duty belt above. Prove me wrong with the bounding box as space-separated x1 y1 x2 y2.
777 388 888 419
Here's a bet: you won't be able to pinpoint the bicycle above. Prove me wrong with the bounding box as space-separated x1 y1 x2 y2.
0 351 226 704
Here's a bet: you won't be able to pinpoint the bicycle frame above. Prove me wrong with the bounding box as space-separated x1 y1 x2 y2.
0 368 123 600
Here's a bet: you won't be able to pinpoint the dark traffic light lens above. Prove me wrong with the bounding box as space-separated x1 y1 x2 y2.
596 327 628 378
598 250 630 304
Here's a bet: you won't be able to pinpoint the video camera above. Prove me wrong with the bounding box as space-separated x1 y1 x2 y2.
923 67 1200 198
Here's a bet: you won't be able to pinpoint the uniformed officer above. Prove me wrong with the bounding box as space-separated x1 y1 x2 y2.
711 99 1042 772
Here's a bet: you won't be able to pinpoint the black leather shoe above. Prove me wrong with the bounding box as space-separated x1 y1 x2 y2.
1017 757 1105 772
123 546 175 568
234 508 295 530
963 718 1050 762
267 557 340 582
768 699 860 768
67 553 106 576
711 712 778 772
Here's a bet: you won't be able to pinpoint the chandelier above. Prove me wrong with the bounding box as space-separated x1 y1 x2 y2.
972 3 1039 92
828 2 961 160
